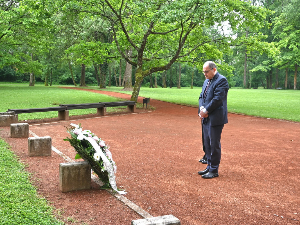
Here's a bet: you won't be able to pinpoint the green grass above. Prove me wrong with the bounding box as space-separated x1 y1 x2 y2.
0 84 123 121
1 83 300 122
85 86 300 122
0 138 62 225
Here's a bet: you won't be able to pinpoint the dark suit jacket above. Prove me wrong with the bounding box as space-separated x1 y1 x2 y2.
199 72 229 126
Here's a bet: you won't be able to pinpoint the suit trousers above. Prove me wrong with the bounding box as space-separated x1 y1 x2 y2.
202 119 224 172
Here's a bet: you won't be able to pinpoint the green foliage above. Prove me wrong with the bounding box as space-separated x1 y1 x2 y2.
0 138 62 224
273 0 300 68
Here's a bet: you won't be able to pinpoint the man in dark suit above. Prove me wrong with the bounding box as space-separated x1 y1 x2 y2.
198 61 229 179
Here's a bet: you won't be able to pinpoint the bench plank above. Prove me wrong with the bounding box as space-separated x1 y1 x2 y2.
59 103 105 110
102 101 136 107
7 106 67 114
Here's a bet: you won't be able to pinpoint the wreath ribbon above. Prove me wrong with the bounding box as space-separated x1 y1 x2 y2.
80 136 126 195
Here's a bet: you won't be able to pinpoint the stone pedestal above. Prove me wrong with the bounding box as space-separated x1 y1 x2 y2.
128 105 136 113
97 107 106 116
10 123 29 138
58 110 69 120
28 136 52 156
0 114 18 127
59 161 91 192
131 215 180 225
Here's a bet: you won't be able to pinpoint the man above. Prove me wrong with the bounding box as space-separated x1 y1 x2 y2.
198 61 229 179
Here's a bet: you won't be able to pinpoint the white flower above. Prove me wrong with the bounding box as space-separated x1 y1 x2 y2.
99 140 105 147
70 123 79 129
73 128 82 135
94 153 101 161
93 136 99 142
77 133 85 140
82 130 92 136
105 149 113 160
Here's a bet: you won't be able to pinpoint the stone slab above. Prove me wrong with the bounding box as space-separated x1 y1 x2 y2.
131 215 180 225
59 161 91 192
0 114 18 127
28 136 52 156
10 123 29 138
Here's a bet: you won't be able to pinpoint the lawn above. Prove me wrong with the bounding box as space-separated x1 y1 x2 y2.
0 84 123 121
84 86 300 122
0 139 62 225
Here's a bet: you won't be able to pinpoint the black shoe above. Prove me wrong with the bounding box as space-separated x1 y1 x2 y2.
198 168 209 175
200 158 207 164
199 155 207 164
201 172 219 179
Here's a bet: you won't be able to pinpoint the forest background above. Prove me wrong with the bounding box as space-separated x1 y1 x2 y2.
1 0 300 101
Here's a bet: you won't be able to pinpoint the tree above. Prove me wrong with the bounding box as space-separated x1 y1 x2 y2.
273 0 300 90
59 0 268 101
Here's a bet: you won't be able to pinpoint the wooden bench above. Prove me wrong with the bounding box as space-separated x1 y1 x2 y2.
7 101 136 120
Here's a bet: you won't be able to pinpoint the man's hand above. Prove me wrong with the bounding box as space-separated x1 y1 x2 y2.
199 108 208 119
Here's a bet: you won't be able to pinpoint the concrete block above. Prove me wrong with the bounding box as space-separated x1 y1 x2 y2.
131 215 180 225
97 107 106 116
59 161 91 192
128 105 136 113
10 123 29 138
0 114 18 127
58 110 69 120
28 136 52 157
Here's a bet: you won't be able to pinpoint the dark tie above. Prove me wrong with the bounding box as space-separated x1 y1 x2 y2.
204 80 211 98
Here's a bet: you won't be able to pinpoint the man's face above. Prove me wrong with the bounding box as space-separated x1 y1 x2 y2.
203 64 216 80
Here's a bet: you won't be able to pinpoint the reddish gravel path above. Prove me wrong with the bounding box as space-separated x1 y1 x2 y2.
0 87 299 225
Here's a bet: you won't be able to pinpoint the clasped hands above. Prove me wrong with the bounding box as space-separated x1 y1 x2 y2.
198 106 208 119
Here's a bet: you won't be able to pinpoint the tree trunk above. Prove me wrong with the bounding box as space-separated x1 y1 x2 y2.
94 63 100 86
45 68 49 86
177 63 181 89
99 63 107 88
191 67 194 89
68 61 77 86
162 71 167 88
114 67 118 87
275 68 279 89
149 74 153 88
108 66 111 87
80 64 86 86
285 68 288 89
169 68 173 88
130 68 146 102
119 59 122 87
29 53 35 86
269 69 273 89
294 64 298 90
50 68 53 86
123 50 133 90
29 73 35 86
243 51 247 88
